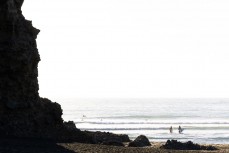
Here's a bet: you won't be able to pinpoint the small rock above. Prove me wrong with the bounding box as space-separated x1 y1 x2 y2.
128 135 151 147
161 140 218 150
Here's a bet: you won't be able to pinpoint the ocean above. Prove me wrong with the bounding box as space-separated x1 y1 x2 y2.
61 98 229 144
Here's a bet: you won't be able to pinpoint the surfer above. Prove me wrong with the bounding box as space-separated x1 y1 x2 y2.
169 126 173 133
81 114 87 121
178 125 183 134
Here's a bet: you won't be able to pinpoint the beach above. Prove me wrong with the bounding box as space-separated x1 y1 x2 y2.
1 138 228 153
60 142 229 153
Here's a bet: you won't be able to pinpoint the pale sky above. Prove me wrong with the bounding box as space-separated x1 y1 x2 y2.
22 0 229 99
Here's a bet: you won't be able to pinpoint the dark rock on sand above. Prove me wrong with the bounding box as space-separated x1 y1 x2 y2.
86 131 130 144
161 140 218 150
128 135 151 147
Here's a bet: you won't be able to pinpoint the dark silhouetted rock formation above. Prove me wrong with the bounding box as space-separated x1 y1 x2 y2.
161 140 218 150
0 0 129 144
0 0 40 110
86 131 130 144
0 0 92 142
128 135 151 147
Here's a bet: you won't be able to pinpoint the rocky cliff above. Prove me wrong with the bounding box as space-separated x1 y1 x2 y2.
0 0 40 110
0 0 131 144
0 0 78 140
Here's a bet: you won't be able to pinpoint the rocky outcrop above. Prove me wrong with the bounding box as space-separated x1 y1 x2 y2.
128 135 151 147
161 140 218 150
85 131 130 144
0 0 135 145
0 0 40 110
0 0 92 142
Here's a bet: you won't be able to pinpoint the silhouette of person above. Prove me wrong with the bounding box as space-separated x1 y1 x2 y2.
169 126 173 133
178 126 183 134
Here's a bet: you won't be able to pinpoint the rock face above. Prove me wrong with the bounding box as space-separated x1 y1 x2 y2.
161 140 218 150
0 1 133 144
128 135 151 147
0 0 40 110
0 0 87 141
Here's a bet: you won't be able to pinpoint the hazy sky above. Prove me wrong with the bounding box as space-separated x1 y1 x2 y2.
22 0 229 99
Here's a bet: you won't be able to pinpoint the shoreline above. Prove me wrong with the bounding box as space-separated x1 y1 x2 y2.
0 137 228 153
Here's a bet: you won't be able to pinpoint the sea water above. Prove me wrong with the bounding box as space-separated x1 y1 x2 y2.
60 98 229 144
